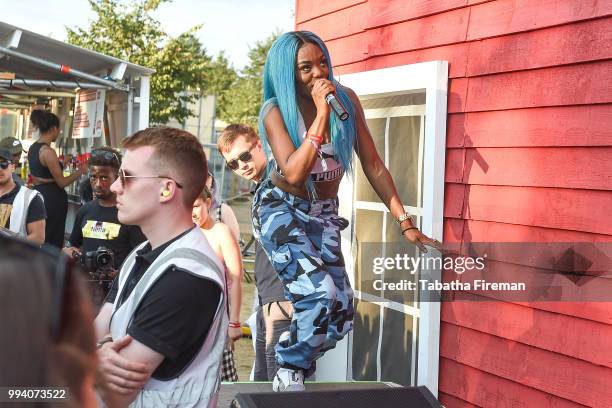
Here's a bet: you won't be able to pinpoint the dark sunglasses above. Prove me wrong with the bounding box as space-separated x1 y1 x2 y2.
226 147 255 170
118 168 183 189
0 161 10 170
91 149 120 165
0 230 73 341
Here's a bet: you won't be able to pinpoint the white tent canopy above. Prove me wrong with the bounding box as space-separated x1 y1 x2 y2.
0 20 154 141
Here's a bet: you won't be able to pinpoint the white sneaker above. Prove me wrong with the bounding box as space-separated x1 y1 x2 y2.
273 368 305 392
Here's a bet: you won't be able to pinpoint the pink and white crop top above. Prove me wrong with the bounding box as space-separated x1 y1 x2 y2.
296 110 343 182
264 104 344 183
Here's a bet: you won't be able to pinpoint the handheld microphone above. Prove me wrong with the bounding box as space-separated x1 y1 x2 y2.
325 93 349 121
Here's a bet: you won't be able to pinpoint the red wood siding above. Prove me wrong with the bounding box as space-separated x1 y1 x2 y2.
447 106 612 148
440 323 612 407
295 0 366 23
295 0 612 406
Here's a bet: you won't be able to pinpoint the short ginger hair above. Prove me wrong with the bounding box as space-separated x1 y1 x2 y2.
217 124 259 154
122 126 207 208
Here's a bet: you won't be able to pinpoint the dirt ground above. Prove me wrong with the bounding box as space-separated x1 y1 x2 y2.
233 280 257 381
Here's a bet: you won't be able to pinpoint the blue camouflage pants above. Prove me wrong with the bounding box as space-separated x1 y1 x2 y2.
252 178 354 376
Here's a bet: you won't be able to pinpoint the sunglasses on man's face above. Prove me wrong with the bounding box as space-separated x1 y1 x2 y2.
226 147 255 171
118 168 183 189
0 161 11 170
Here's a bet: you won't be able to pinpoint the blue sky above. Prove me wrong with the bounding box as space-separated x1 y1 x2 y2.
0 0 295 69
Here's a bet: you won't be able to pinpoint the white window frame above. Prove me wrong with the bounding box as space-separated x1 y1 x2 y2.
332 61 448 396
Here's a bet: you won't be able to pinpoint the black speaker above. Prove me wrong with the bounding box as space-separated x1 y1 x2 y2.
230 385 442 408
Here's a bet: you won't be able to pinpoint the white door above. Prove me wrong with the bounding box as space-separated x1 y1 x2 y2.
332 61 448 395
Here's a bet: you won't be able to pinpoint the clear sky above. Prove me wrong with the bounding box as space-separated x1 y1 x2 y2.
0 0 295 69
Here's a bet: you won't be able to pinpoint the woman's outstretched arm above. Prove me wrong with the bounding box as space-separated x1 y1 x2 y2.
348 87 440 251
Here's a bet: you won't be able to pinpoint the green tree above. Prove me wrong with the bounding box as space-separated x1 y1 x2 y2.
217 32 279 128
66 0 214 124
206 52 238 118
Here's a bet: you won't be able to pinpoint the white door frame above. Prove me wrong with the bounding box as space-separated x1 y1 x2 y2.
332 61 448 395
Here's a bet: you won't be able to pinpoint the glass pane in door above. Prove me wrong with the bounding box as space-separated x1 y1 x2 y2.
351 299 380 381
388 116 421 207
380 307 415 386
354 209 383 297
355 118 385 203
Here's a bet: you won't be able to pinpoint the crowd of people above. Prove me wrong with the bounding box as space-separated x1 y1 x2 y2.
1 30 439 407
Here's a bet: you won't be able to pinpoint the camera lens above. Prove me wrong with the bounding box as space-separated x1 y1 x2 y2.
97 252 112 267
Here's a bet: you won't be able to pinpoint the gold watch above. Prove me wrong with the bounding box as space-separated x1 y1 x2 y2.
396 213 416 226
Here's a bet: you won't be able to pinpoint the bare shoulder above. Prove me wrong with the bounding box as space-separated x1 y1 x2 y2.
263 104 283 126
339 84 359 102
210 222 234 242
39 143 52 152
39 144 56 158
339 83 355 95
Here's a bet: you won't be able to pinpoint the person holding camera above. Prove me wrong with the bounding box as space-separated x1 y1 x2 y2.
63 147 145 306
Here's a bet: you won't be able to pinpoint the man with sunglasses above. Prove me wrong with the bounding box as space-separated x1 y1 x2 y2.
218 124 294 382
63 147 145 306
0 137 25 186
222 126 267 182
0 148 46 244
93 127 226 408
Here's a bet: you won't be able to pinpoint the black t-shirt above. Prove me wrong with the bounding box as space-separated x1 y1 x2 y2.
67 200 146 268
106 227 222 380
0 184 46 229
254 240 287 305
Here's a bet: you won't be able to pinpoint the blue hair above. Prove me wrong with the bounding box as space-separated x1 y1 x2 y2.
258 31 357 195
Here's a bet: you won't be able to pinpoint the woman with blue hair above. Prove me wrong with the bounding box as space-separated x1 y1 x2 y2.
252 31 438 391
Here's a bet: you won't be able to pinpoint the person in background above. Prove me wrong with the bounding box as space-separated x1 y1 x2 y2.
0 137 25 186
193 185 243 382
94 127 226 408
218 123 293 382
63 147 146 308
205 172 241 241
28 110 87 247
0 232 98 408
0 148 46 244
78 173 94 203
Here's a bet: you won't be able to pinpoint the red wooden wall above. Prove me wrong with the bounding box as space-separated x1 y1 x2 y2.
295 0 612 406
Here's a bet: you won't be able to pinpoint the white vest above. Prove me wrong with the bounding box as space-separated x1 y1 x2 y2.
109 227 227 408
9 186 42 238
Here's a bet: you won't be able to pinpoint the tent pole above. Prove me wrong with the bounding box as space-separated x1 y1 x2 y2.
0 45 128 91
126 81 133 136
0 79 109 89
138 76 150 130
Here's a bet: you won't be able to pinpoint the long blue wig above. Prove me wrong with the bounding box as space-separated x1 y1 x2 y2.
258 31 357 193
